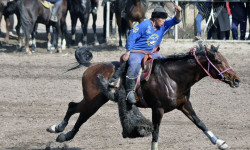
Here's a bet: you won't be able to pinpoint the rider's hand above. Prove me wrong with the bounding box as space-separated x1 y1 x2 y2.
123 51 130 62
171 1 182 12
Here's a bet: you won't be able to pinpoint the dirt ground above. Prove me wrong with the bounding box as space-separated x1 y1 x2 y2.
1 2 250 150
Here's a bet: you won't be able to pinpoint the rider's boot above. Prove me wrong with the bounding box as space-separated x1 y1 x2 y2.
50 3 60 22
125 77 137 104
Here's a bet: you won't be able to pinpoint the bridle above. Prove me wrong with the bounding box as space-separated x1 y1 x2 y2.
189 48 233 81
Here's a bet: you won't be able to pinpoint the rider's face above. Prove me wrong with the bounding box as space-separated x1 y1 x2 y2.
155 18 165 27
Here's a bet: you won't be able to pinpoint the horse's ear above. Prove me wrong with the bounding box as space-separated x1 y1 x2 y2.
209 45 219 54
216 45 220 52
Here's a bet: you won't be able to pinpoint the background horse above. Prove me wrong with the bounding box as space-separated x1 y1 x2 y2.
0 0 21 46
47 44 240 150
67 0 99 47
17 0 67 54
115 0 148 46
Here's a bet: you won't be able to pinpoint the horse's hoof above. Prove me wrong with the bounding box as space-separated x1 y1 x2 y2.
216 139 228 150
56 133 66 143
78 42 83 47
62 45 66 50
26 51 32 55
94 41 99 46
46 125 57 133
31 47 35 53
57 47 62 53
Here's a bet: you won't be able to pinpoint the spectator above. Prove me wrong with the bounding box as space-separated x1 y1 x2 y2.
229 2 247 40
207 2 230 40
195 2 211 40
246 2 250 40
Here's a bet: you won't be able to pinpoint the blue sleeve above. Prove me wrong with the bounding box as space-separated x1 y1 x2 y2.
125 22 146 51
163 16 181 33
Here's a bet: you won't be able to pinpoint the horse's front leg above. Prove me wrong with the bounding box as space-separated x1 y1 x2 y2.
151 108 164 150
16 13 23 48
91 9 99 45
4 15 11 43
55 23 62 53
80 15 89 47
60 20 67 50
46 25 54 52
179 100 228 150
70 14 77 46
30 23 38 52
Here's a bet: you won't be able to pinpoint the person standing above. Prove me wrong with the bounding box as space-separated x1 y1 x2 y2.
195 2 211 40
207 2 231 40
246 2 250 40
230 2 247 40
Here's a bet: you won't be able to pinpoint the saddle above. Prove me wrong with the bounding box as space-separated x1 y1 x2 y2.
40 0 54 9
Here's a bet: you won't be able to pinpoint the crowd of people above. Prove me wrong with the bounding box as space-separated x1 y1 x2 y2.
195 2 250 40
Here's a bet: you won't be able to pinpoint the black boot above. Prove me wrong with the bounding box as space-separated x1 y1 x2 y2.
50 4 60 22
125 77 137 104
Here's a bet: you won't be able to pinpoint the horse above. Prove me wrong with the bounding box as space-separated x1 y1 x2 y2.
47 44 240 150
115 0 148 46
67 0 99 47
0 0 22 46
17 0 67 54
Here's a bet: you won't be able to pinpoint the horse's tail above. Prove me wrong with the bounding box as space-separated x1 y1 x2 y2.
17 0 32 25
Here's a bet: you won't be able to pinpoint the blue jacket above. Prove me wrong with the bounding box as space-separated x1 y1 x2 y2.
125 16 181 52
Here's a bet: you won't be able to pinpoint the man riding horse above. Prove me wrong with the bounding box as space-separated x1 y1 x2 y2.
123 4 182 104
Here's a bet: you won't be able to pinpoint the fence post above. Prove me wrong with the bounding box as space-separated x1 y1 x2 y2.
106 1 110 42
174 0 178 41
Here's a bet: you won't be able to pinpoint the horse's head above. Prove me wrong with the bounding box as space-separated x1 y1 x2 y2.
204 45 240 88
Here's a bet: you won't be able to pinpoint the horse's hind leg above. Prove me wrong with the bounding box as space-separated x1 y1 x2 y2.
56 96 109 143
179 100 228 150
80 14 89 47
91 3 99 45
47 100 80 133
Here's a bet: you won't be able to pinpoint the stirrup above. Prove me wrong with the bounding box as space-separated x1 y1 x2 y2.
50 16 58 22
126 91 136 104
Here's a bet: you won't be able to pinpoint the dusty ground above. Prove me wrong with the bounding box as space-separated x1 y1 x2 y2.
1 2 250 150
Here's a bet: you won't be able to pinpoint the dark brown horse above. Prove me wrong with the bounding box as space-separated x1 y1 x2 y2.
17 0 67 54
47 44 240 150
67 0 99 47
0 0 22 46
115 0 148 46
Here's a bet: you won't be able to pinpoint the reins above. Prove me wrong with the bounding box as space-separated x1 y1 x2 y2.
189 48 233 82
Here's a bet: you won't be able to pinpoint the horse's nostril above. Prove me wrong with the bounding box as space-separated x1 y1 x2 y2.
234 78 240 85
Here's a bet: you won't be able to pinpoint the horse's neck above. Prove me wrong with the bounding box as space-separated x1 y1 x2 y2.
162 58 208 88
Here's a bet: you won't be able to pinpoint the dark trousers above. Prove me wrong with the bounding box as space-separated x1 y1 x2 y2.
231 19 246 40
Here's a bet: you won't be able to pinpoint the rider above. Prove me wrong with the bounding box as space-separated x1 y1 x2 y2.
123 5 182 104
47 0 63 22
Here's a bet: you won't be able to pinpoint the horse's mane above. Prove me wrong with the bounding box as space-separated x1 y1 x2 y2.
155 42 209 65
